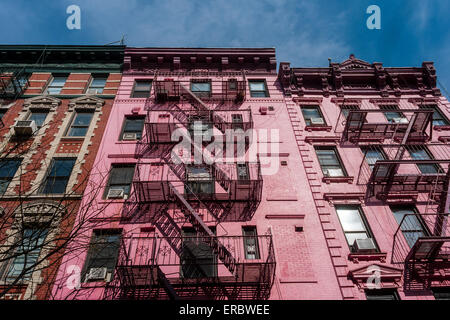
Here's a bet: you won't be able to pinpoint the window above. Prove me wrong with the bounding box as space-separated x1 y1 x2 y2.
188 114 212 138
242 227 260 259
432 288 450 300
420 105 449 126
360 146 386 170
1 228 48 281
181 228 217 278
248 80 269 97
27 110 48 129
190 80 211 98
82 229 121 282
185 165 214 196
340 105 359 120
120 116 145 140
335 205 377 253
104 165 135 198
365 289 400 300
379 105 407 123
131 80 152 98
87 75 108 94
41 158 76 194
301 106 326 126
315 147 347 177
231 114 244 130
45 75 67 94
390 205 429 248
0 159 21 194
406 146 441 174
237 163 250 181
0 109 7 120
67 111 94 137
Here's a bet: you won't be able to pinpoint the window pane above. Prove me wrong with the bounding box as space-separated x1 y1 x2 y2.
0 160 21 179
73 113 93 126
28 112 48 128
68 127 88 137
316 150 340 166
191 82 210 92
336 208 366 232
110 166 135 185
42 159 75 194
301 108 321 119
249 82 265 91
124 118 144 132
134 81 151 91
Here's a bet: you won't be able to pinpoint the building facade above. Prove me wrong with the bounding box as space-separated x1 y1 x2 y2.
0 45 124 299
278 55 450 300
11 47 449 301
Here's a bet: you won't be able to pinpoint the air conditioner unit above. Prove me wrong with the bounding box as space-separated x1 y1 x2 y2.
13 120 37 136
310 117 325 125
107 188 125 199
353 238 377 253
86 267 108 281
122 132 137 140
392 117 408 124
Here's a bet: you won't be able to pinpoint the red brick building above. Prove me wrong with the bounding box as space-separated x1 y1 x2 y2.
0 45 124 299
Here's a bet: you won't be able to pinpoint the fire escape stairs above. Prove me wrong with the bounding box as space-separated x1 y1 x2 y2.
168 182 238 276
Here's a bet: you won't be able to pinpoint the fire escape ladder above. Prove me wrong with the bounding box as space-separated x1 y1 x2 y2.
342 111 367 142
152 206 184 256
161 147 186 181
167 102 190 124
179 83 210 112
168 182 238 276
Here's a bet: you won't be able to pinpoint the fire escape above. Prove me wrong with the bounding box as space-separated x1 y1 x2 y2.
348 106 450 291
0 67 29 128
106 75 273 300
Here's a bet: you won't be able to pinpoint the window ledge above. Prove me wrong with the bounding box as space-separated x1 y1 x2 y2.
116 140 139 144
434 125 450 131
438 136 450 143
305 125 332 132
348 252 387 264
322 176 354 184
60 136 85 141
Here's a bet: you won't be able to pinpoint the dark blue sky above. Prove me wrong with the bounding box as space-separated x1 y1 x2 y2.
1 0 449 96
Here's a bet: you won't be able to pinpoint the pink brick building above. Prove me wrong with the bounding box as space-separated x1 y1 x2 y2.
52 49 450 300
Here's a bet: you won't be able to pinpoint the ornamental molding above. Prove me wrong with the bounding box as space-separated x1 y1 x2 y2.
407 97 440 105
23 95 61 111
348 263 403 291
369 98 400 105
292 97 323 105
68 95 105 112
11 200 67 228
330 98 362 106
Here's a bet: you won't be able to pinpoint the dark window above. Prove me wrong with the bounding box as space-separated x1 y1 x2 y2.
41 158 76 194
390 205 429 248
360 146 386 170
0 159 21 194
0 109 7 120
104 165 135 198
67 111 94 137
87 75 108 94
315 147 347 177
27 110 48 129
379 105 407 123
420 105 449 126
185 165 214 196
181 228 217 278
340 105 359 120
82 229 121 282
248 80 269 97
242 227 260 259
301 106 326 126
46 75 67 94
190 80 211 98
121 116 145 140
406 145 441 174
335 205 377 253
231 114 244 130
131 80 152 98
432 288 450 300
237 163 250 181
365 289 400 300
1 228 48 281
